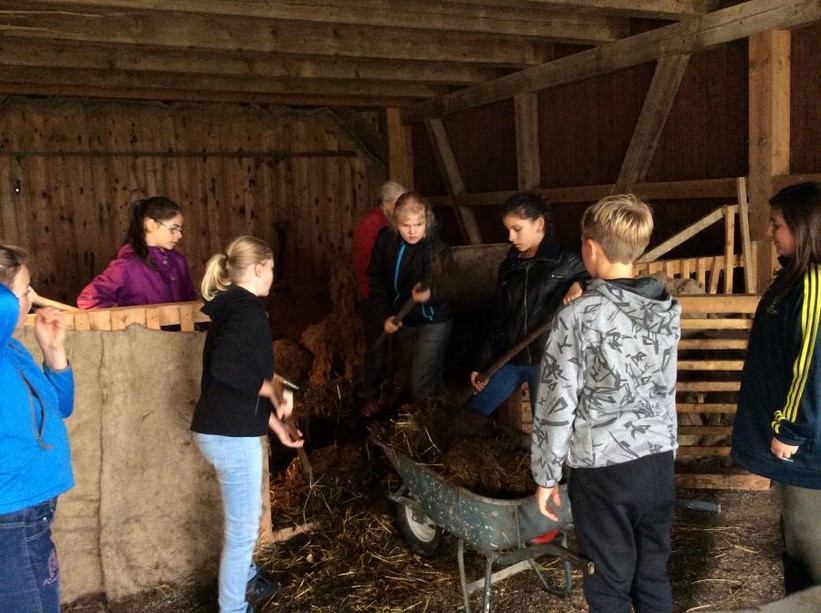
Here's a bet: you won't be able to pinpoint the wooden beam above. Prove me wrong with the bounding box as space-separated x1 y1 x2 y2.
514 93 541 190
0 6 552 67
748 29 791 292
428 177 741 208
640 207 726 263
0 38 503 86
403 0 820 121
0 82 411 109
614 54 690 192
444 0 721 20
386 108 414 189
424 118 482 244
0 65 444 102
31 0 629 43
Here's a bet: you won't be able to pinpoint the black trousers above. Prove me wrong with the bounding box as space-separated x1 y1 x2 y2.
568 451 676 613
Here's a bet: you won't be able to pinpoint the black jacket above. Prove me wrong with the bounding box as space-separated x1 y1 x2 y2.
731 264 821 489
368 226 453 327
476 239 588 371
191 285 274 437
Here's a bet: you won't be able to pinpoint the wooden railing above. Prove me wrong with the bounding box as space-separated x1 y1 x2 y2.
25 301 209 331
674 294 768 490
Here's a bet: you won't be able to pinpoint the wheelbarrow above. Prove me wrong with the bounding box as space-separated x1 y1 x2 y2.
376 441 595 613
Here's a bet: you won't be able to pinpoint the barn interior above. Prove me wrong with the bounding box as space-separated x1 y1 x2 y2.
2 1 820 611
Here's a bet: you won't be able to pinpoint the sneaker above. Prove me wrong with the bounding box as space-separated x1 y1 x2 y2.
246 573 279 608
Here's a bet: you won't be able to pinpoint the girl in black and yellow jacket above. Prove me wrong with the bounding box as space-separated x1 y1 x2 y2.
731 182 821 594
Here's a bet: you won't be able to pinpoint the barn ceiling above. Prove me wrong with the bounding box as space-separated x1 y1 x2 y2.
0 0 816 118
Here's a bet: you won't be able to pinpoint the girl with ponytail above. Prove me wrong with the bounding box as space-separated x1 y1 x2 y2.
76 196 196 308
191 236 303 613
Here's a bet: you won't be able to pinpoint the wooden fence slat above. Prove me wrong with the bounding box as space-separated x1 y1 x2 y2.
677 403 737 414
680 319 752 330
677 360 744 370
677 381 740 392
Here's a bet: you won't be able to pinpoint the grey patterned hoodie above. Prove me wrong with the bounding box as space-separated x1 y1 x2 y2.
531 277 681 488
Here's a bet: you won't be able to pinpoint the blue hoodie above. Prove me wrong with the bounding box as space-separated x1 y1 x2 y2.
0 284 75 514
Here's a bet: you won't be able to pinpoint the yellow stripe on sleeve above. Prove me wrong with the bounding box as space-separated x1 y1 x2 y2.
774 265 821 432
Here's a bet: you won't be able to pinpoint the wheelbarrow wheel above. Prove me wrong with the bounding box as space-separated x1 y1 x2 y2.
395 499 444 557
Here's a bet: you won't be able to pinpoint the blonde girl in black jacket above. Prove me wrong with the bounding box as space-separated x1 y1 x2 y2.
191 236 303 613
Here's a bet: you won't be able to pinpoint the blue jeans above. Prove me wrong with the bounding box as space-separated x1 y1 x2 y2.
467 363 541 416
0 497 61 613
194 434 263 613
397 320 452 400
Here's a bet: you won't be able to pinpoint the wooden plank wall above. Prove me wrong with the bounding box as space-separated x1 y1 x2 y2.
0 98 381 313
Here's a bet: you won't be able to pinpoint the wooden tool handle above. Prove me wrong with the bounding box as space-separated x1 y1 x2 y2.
32 296 81 312
272 375 313 481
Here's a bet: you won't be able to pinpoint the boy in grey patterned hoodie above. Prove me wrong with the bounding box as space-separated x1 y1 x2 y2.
531 194 681 613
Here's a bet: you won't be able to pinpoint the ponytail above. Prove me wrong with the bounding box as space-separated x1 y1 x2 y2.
201 235 273 301
200 253 231 301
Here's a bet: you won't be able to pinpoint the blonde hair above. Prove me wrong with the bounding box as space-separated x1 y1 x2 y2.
581 194 653 264
379 180 407 205
201 236 273 301
391 192 435 235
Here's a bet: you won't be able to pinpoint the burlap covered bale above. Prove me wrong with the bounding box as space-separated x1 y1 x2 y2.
16 325 223 603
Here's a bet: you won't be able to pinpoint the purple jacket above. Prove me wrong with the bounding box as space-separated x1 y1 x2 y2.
77 244 197 308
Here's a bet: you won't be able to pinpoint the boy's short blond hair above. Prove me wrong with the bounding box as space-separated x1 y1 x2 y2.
581 194 653 264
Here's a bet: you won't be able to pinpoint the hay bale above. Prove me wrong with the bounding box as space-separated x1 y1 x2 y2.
299 259 366 385
273 338 313 382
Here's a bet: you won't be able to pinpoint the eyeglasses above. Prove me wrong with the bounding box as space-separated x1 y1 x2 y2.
157 220 184 236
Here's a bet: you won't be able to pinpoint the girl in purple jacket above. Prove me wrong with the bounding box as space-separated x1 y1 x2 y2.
77 196 196 308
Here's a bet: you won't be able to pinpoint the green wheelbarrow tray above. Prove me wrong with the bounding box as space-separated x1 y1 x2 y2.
376 442 594 613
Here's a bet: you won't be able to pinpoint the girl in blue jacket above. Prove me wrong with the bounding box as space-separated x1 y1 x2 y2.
731 182 821 594
0 244 74 613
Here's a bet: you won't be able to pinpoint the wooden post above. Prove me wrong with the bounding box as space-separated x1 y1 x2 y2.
723 205 736 294
386 107 414 188
736 177 756 293
748 30 790 292
514 93 541 191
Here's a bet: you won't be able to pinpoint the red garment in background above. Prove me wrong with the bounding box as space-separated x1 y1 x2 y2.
352 207 388 298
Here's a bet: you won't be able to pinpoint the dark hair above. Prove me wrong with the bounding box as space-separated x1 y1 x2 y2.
125 196 183 261
0 243 28 288
769 182 821 296
503 191 553 229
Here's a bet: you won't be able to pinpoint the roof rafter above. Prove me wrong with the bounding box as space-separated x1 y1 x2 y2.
2 0 628 43
404 0 821 121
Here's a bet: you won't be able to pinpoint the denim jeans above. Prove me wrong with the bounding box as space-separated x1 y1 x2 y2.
467 363 541 416
194 433 263 613
397 320 452 400
0 497 61 613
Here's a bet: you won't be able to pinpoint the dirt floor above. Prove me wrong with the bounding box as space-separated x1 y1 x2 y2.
62 391 785 613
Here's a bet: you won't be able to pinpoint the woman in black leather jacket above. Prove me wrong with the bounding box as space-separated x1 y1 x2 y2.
468 192 588 415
